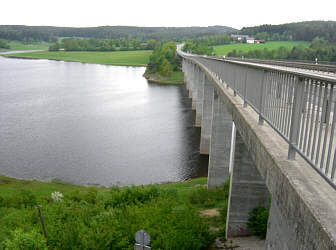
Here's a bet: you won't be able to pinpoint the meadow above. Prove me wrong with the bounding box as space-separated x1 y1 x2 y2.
3 50 152 66
213 41 311 55
0 41 52 51
0 175 229 249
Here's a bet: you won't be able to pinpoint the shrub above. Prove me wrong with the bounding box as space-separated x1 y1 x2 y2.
247 206 270 238
3 229 47 250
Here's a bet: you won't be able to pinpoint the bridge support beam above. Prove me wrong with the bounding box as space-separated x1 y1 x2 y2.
182 60 189 91
208 90 232 188
200 75 214 155
195 69 204 127
226 128 269 237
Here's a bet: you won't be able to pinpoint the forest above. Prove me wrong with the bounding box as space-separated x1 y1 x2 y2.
239 21 336 42
49 38 157 51
0 25 236 43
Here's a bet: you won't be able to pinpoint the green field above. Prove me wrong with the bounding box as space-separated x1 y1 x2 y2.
0 175 229 249
3 50 152 66
0 41 52 51
213 41 311 55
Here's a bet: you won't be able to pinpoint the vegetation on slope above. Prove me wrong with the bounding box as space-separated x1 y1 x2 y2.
0 25 236 42
3 50 152 66
240 21 336 43
0 175 230 249
144 41 184 84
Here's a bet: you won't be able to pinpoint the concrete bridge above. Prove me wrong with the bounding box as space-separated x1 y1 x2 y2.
177 49 336 249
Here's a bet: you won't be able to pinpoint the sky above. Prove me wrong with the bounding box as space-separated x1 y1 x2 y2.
1 0 336 29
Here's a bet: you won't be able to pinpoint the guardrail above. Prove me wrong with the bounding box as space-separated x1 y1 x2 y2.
179 51 336 189
212 56 336 73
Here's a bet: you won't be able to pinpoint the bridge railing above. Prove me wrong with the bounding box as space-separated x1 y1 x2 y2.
218 57 336 73
183 54 336 189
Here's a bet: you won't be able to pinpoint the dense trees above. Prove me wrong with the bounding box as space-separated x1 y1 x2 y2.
0 25 236 42
0 27 57 43
49 38 155 51
0 39 10 49
191 34 232 46
146 41 180 77
240 21 336 42
182 41 214 55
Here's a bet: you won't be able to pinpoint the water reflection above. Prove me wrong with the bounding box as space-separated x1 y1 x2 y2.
0 56 208 186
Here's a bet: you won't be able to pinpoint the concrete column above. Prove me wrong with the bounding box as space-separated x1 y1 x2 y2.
200 75 214 155
195 69 204 127
188 62 194 99
191 65 198 110
208 90 233 188
182 60 189 91
226 128 269 237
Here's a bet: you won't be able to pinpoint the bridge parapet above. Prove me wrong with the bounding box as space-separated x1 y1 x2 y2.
179 51 336 249
194 55 336 189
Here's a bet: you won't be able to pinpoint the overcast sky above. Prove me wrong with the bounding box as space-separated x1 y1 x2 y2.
1 0 335 29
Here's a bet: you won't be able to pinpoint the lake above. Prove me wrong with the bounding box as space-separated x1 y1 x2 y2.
0 55 208 186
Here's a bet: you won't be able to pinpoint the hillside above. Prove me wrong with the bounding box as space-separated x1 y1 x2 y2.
239 21 336 42
0 25 237 42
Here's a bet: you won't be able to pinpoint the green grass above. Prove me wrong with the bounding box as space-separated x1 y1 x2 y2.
213 41 311 55
144 71 185 84
0 175 228 249
3 50 152 66
0 41 52 51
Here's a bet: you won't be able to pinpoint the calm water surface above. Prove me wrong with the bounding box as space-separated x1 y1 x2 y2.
0 55 208 186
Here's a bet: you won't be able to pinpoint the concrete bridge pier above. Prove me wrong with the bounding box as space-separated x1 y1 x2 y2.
226 127 269 237
208 89 233 188
195 67 204 127
200 75 214 154
191 64 198 110
188 62 195 100
182 60 189 91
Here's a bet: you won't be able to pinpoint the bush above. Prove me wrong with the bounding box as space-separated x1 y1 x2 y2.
105 185 161 208
3 229 47 250
188 177 230 207
247 206 270 238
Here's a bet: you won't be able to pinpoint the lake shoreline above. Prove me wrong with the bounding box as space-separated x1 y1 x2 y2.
143 72 185 85
1 50 151 67
2 54 147 67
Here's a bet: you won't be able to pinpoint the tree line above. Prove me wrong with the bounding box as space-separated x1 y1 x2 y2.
0 25 236 43
182 41 213 55
240 21 336 42
49 38 157 51
0 28 57 43
0 39 10 49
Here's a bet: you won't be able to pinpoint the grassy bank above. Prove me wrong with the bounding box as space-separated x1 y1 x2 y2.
0 175 229 249
213 41 311 55
3 50 152 66
0 41 52 51
143 71 185 84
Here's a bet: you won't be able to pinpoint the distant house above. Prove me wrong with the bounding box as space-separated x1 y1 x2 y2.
230 34 249 41
246 37 255 44
255 40 266 44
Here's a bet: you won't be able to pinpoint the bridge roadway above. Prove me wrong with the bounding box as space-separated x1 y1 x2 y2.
178 48 336 250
